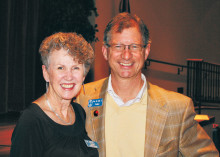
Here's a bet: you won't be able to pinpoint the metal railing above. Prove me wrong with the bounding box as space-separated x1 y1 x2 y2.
145 58 220 114
187 59 220 113
145 58 187 75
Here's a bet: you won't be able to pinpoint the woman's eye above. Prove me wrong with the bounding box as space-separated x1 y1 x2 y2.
73 66 80 70
57 67 63 70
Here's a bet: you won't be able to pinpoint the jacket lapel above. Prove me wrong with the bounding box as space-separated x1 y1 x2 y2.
144 83 169 157
86 78 108 157
92 79 108 157
79 79 168 157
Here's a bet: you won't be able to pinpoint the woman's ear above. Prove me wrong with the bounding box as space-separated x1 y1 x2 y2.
42 65 50 82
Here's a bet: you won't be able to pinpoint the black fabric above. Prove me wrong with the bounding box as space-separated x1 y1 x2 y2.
10 102 99 157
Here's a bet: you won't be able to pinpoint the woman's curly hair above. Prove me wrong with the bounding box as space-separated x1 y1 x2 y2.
39 32 94 75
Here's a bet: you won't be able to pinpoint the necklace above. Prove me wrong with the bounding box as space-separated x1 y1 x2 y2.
45 94 73 125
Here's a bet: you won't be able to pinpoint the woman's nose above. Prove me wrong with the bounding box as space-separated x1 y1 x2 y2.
65 70 74 80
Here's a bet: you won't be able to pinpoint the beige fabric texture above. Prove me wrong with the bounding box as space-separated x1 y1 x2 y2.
76 78 219 157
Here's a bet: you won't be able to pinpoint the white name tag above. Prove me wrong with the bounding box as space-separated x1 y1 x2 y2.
88 98 103 107
84 140 99 148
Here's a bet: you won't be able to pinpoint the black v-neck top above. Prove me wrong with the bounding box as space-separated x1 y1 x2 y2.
10 102 98 157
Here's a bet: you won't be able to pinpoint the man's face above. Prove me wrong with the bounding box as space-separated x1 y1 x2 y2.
102 27 150 80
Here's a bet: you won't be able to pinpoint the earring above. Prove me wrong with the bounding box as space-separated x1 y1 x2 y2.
46 82 49 92
82 82 86 95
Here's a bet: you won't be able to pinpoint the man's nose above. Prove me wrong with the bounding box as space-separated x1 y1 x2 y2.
121 46 132 60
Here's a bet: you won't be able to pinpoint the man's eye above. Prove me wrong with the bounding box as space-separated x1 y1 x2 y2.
131 45 139 49
114 45 122 49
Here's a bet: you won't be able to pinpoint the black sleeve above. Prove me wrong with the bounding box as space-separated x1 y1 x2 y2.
10 109 44 157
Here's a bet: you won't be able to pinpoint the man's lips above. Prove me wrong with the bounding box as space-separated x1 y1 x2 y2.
120 62 132 66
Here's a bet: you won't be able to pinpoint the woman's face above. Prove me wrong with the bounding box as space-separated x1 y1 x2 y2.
42 48 85 101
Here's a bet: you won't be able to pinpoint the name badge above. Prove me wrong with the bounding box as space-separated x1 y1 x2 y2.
84 140 99 148
88 98 103 107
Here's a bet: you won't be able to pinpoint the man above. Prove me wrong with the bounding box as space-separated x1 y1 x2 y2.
76 12 219 157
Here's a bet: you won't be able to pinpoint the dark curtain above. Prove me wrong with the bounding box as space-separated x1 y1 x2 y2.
0 0 97 113
0 0 43 113
0 0 98 113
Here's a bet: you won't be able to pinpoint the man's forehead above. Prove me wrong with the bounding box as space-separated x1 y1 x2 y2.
112 22 139 33
110 27 142 41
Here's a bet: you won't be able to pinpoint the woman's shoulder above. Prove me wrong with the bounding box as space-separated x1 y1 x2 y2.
17 103 42 124
15 103 51 131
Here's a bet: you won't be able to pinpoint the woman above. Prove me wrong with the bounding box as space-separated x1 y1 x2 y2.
10 32 98 157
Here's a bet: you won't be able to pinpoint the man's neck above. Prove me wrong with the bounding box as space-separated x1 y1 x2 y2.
111 74 144 103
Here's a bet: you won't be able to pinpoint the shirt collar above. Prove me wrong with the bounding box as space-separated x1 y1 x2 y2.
107 74 147 107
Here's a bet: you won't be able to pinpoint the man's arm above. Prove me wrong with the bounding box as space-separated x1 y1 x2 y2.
179 99 219 156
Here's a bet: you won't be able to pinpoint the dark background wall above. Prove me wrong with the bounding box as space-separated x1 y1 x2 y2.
94 0 220 93
0 0 97 113
93 0 220 125
0 0 219 114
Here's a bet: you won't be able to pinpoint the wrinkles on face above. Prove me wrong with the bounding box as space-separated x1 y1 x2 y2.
44 48 85 102
106 27 147 80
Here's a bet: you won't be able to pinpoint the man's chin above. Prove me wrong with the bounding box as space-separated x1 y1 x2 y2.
119 73 134 79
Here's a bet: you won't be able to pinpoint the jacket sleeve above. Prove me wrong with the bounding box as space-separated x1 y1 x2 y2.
179 99 219 156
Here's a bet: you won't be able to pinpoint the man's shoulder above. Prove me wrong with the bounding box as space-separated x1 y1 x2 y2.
148 82 191 103
76 78 108 105
84 77 108 88
79 77 108 96
148 82 194 112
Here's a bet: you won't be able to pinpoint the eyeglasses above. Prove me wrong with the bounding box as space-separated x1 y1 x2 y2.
106 44 146 52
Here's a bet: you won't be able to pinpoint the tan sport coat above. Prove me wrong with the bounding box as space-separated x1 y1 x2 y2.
76 77 219 157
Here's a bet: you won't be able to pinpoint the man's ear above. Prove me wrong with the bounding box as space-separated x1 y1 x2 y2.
42 65 50 82
144 43 151 60
102 45 108 61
